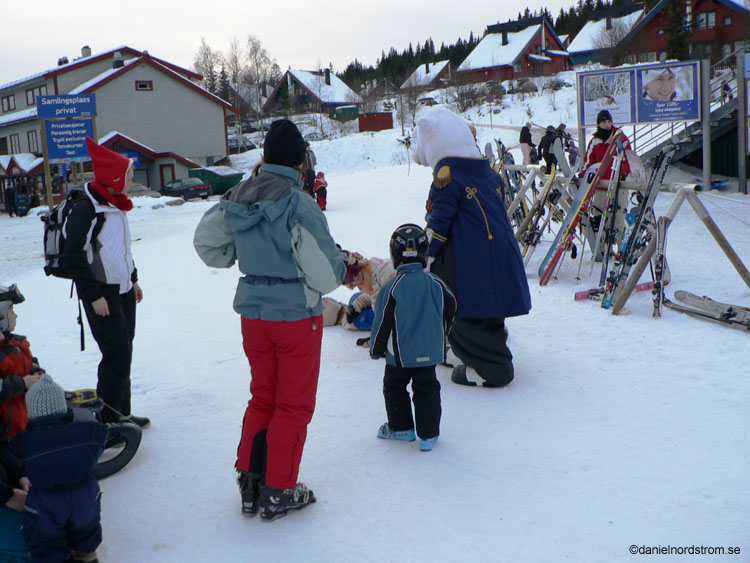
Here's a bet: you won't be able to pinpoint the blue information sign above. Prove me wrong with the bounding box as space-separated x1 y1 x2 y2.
45 119 94 163
37 94 97 119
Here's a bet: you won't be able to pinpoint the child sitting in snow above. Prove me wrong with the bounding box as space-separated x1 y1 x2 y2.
369 224 456 452
12 375 107 563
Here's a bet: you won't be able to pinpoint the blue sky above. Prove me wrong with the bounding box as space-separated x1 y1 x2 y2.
0 0 571 85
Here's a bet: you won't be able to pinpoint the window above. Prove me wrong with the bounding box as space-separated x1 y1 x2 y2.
514 62 522 73
657 27 665 35
534 44 541 54
1 94 15 113
25 84 47 106
638 51 657 62
723 15 731 26
0 137 7 155
545 39 550 50
694 11 716 29
27 130 39 153
9 134 20 154
135 80 153 91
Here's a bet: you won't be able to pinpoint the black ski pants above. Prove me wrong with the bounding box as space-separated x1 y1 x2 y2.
82 287 136 423
383 364 441 440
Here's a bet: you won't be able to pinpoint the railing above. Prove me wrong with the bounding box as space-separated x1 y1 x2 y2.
629 47 745 158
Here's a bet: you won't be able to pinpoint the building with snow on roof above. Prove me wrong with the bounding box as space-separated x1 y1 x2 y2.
613 0 750 64
400 61 454 91
567 4 645 65
456 17 570 82
0 45 237 205
263 69 362 115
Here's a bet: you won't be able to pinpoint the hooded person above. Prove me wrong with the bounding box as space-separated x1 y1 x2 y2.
62 137 148 427
415 107 531 388
193 118 346 520
519 122 534 166
11 374 107 563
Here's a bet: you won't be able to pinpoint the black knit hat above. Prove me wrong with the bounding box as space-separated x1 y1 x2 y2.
596 109 613 124
263 119 306 167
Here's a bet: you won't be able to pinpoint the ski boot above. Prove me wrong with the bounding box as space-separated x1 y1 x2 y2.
377 423 416 442
420 436 439 452
259 482 316 521
237 470 261 516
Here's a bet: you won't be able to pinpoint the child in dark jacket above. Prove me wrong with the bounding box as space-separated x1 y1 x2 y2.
12 375 107 563
370 224 456 451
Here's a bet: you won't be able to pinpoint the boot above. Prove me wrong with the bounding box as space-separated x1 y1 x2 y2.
237 470 261 516
376 423 416 442
419 436 439 452
259 482 316 521
120 414 151 428
70 551 99 562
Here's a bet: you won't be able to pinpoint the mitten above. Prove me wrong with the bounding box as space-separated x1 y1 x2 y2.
346 305 361 324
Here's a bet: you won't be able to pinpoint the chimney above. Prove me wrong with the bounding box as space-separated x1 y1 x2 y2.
425 62 430 73
57 56 69 66
112 51 124 69
81 45 92 58
502 31 509 45
606 15 612 30
324 68 331 85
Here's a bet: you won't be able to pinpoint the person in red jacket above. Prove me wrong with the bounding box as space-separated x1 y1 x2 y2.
580 110 633 256
0 284 42 440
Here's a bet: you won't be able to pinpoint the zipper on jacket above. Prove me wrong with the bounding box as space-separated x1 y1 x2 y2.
465 187 494 240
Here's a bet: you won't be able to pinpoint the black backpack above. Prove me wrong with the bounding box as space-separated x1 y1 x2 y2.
43 188 104 279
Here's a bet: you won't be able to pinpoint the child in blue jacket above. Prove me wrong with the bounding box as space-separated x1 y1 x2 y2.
370 224 456 451
11 375 107 563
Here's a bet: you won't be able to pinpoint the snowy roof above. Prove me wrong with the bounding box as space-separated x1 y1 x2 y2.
98 130 157 153
558 34 569 44
288 69 362 104
458 25 540 71
567 10 644 54
0 107 37 127
0 156 11 172
0 154 43 174
547 50 569 57
68 58 140 94
528 54 552 62
201 165 243 176
400 60 451 89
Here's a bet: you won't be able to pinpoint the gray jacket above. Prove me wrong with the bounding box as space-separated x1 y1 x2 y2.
194 164 345 321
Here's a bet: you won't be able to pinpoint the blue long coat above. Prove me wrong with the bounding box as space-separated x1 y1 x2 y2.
427 157 531 319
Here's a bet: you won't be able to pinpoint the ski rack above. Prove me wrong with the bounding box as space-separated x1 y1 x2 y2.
610 184 750 315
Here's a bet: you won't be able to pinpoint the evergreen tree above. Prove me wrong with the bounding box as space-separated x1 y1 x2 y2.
218 65 231 103
206 68 217 95
665 0 690 60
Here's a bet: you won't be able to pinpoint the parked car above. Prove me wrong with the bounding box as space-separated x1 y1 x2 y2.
160 178 213 200
418 97 438 106
228 138 256 154
304 132 325 142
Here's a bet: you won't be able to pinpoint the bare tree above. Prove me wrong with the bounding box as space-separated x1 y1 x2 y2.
193 37 223 93
447 76 479 113
592 19 629 50
245 35 273 125
225 36 246 111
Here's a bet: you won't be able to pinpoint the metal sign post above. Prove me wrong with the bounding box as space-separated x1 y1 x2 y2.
738 51 747 195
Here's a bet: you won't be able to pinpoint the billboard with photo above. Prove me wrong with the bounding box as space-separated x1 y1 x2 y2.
636 61 700 122
578 61 701 126
579 69 636 127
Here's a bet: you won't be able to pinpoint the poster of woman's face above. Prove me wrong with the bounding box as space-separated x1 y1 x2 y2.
640 67 693 102
636 62 700 122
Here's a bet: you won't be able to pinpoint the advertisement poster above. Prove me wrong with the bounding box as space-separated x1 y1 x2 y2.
579 69 636 126
636 61 700 122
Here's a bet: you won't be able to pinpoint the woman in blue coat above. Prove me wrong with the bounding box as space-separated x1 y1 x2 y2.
413 108 531 387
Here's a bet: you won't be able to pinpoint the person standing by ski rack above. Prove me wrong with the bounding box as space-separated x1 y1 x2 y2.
519 122 535 166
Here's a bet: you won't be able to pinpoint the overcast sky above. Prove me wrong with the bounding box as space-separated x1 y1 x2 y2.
0 0 573 87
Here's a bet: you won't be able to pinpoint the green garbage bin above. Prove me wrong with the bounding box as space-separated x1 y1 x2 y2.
189 167 245 196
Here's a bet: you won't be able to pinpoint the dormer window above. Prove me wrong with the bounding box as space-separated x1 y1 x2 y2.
135 80 153 91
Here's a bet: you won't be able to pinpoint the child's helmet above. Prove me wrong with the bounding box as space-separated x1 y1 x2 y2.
390 224 429 268
0 284 25 332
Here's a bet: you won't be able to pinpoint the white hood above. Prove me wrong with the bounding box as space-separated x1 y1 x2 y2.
412 107 482 169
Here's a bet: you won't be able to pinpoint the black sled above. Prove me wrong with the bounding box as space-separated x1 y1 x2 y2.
66 390 142 480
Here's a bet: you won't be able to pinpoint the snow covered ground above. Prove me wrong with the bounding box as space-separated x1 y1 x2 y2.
2 90 749 562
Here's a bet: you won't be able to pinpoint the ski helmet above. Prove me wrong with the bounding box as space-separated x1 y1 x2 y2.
389 224 429 268
0 284 25 333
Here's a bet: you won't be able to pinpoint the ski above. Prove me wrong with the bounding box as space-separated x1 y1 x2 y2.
551 135 572 177
601 144 676 309
575 280 657 301
592 151 624 283
516 163 556 246
652 216 672 317
538 129 624 285
673 291 750 315
663 297 750 331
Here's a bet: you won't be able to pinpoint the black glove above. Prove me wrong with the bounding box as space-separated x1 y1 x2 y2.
346 305 360 324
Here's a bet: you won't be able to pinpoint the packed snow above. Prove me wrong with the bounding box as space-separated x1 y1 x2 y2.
1 86 748 562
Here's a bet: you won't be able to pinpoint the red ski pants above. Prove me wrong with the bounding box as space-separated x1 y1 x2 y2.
236 315 323 490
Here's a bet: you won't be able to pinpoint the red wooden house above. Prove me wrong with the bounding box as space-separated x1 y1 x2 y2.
614 0 750 64
456 17 570 82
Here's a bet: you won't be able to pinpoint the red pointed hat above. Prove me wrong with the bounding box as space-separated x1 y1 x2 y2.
86 137 130 193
